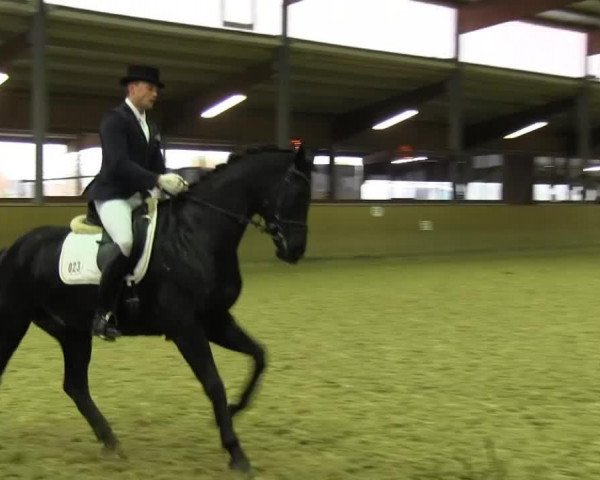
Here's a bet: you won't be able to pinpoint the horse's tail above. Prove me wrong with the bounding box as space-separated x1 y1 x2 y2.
0 247 13 289
0 248 8 290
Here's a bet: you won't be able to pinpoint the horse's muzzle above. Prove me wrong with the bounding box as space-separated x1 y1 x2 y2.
275 235 306 264
276 246 303 264
270 222 307 264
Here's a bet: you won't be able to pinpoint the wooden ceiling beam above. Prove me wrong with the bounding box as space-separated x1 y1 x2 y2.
465 97 575 149
162 56 277 132
0 30 31 70
588 29 600 56
332 80 447 142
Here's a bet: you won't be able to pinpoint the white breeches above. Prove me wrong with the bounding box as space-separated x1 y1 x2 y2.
94 193 144 257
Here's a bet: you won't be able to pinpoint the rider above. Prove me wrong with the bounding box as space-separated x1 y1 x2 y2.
85 65 188 341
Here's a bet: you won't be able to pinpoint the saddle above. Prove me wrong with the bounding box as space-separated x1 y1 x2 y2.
70 200 155 272
62 198 159 321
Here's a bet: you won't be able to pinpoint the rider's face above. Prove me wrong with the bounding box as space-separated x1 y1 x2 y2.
128 81 159 112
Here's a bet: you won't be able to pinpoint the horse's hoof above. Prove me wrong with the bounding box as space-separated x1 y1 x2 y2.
101 442 127 460
229 456 253 475
115 446 128 460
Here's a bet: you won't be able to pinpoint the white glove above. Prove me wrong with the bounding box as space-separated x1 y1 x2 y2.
157 173 189 196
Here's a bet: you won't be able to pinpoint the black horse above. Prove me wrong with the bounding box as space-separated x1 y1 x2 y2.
0 146 312 473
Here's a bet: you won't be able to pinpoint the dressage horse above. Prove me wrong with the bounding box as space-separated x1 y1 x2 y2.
0 146 312 473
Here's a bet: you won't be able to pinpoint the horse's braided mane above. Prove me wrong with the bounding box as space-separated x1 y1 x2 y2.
227 144 292 163
183 145 293 188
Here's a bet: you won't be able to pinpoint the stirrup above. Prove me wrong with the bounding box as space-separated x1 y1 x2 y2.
92 311 122 342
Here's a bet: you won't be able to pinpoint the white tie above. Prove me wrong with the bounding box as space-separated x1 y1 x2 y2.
140 117 149 142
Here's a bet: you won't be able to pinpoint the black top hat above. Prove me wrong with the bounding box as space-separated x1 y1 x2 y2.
120 65 165 89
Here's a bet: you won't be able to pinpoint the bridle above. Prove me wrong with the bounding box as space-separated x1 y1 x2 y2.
181 163 310 245
261 164 310 251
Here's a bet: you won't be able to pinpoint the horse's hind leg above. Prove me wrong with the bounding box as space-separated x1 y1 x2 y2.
62 330 122 452
0 314 31 385
206 311 266 417
35 319 120 451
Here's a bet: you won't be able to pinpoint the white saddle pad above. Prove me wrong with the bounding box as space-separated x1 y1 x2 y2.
58 207 158 285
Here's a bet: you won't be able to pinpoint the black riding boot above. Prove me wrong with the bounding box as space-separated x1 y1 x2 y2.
91 251 131 341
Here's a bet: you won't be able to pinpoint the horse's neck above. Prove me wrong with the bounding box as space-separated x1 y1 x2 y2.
173 163 265 249
204 159 282 218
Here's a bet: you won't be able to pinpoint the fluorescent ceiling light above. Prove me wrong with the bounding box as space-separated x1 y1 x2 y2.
372 109 419 130
0 72 8 86
583 165 600 172
504 121 548 139
200 94 247 118
391 156 428 164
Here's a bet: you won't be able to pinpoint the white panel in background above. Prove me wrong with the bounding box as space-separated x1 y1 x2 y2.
361 180 392 200
465 182 502 201
165 149 231 169
0 142 70 197
313 155 363 166
0 142 35 182
460 21 586 78
254 0 280 34
45 0 456 57
44 0 222 29
0 143 68 179
288 0 456 58
360 180 453 200
78 148 102 177
223 0 254 27
587 54 600 80
42 145 72 178
533 184 570 201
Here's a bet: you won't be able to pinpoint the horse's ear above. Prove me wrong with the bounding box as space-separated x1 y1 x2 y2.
293 145 311 174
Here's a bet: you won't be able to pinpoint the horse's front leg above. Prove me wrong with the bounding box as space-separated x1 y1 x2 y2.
206 311 266 417
170 320 252 473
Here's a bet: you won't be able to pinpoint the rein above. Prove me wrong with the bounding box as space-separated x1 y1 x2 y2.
179 164 310 240
181 194 270 233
